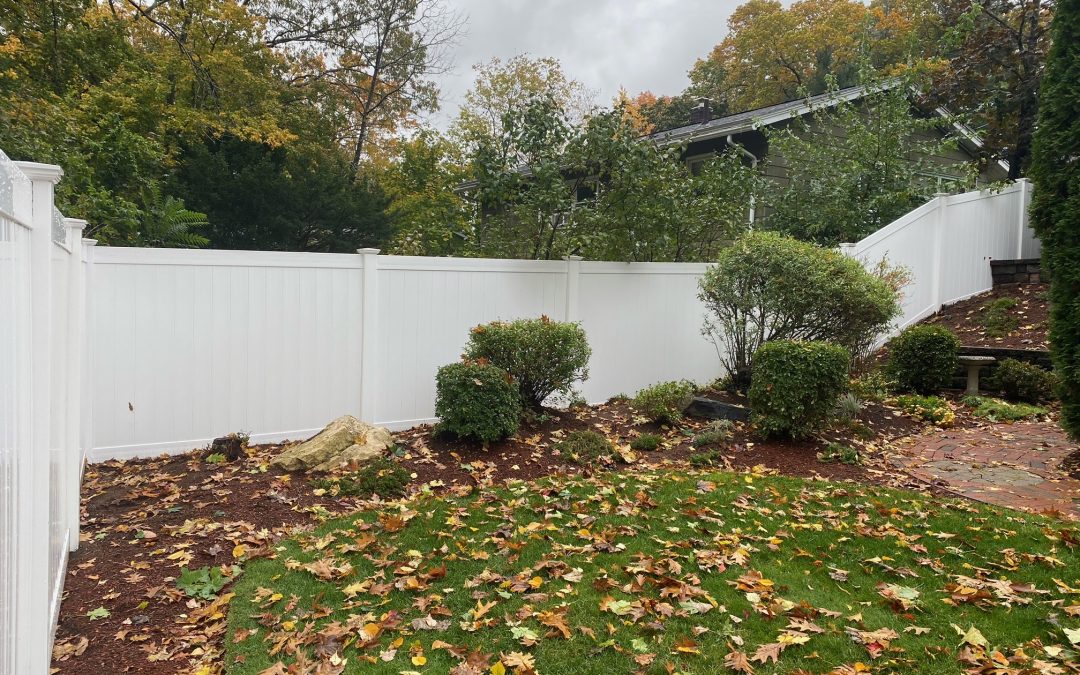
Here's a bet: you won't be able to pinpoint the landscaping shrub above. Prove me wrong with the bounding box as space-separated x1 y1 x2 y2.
1030 0 1080 439
632 380 696 424
962 395 1048 422
310 457 411 498
981 297 1020 337
986 358 1058 403
817 442 862 465
850 369 895 402
886 325 960 393
557 430 613 464
833 393 864 422
465 316 590 409
895 394 955 427
435 360 521 442
629 433 662 452
698 231 900 388
748 340 850 438
689 449 725 467
691 420 734 447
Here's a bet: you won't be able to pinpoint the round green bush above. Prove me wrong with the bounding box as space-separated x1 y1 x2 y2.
557 430 613 464
632 380 696 424
629 433 662 451
435 360 521 442
748 340 850 438
886 325 960 394
698 231 900 388
987 358 1058 403
465 316 591 409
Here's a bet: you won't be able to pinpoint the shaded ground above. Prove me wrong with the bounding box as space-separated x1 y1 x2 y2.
924 283 1050 350
890 418 1080 518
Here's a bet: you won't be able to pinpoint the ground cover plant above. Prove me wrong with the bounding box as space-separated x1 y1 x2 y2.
224 469 1080 674
895 394 956 427
981 297 1021 338
962 395 1049 422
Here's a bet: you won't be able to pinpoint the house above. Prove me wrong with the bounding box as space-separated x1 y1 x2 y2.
649 84 1009 223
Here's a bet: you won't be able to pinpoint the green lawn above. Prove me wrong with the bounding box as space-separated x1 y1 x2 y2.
225 469 1080 674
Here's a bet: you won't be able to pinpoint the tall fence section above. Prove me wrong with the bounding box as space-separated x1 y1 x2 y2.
0 143 1038 671
0 153 91 673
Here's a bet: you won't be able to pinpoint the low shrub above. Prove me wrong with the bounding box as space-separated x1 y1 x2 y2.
895 394 955 427
748 340 850 439
833 393 864 422
886 325 960 394
817 442 862 465
632 380 696 424
310 457 411 498
629 433 662 452
689 449 725 468
435 360 521 442
691 420 734 447
981 297 1020 337
465 316 590 408
962 395 1048 422
850 369 895 402
987 359 1058 403
557 430 613 464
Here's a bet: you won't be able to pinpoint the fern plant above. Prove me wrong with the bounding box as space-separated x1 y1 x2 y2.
139 196 210 248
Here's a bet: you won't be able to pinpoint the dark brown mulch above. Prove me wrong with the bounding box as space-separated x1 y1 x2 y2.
52 398 935 675
923 283 1050 350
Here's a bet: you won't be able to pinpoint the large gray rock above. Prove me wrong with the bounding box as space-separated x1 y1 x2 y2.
271 415 393 472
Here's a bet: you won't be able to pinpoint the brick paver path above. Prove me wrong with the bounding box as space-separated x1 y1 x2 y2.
891 420 1080 519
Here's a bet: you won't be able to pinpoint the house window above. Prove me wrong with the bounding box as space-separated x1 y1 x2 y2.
686 153 714 176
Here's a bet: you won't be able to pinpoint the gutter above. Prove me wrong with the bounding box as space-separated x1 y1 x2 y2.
727 134 758 226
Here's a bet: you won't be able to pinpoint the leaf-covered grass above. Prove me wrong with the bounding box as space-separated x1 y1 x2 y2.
225 470 1080 674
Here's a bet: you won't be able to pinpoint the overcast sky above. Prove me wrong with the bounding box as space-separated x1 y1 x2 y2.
424 0 743 130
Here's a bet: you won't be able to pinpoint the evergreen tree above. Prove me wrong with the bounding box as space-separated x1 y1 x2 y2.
1029 0 1080 438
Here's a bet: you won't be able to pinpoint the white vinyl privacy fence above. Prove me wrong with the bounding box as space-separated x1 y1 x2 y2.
0 152 90 674
0 140 1038 671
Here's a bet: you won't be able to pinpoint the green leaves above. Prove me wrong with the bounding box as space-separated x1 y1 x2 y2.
176 565 242 600
85 607 110 621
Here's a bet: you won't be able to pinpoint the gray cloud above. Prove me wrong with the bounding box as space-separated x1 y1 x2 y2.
425 0 742 130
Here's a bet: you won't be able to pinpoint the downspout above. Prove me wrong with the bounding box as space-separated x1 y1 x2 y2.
727 134 758 227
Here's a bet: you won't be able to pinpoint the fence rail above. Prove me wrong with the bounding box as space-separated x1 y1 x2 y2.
0 145 1038 673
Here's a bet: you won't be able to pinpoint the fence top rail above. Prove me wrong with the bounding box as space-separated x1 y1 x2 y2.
0 150 31 229
93 246 365 269
852 197 941 255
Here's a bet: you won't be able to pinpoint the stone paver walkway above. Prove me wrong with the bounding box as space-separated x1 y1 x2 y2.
891 420 1080 519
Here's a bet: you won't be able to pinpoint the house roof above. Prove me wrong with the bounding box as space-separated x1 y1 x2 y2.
649 84 876 146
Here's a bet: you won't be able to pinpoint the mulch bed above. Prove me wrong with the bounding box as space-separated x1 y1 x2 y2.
923 282 1050 350
50 397 949 674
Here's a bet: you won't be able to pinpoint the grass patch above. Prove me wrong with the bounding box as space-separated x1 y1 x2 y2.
225 470 1080 674
629 433 662 452
981 297 1020 338
962 395 1049 422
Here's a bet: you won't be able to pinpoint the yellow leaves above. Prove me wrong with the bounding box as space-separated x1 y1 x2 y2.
489 661 505 675
472 598 497 620
232 543 247 559
342 580 371 598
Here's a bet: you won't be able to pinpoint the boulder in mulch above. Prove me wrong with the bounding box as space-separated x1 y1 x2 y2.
270 415 393 472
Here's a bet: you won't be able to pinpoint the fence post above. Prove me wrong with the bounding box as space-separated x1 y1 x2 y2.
65 218 86 552
563 255 582 323
1015 178 1031 258
81 238 96 476
358 248 380 423
930 192 949 313
838 243 857 258
14 160 62 674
